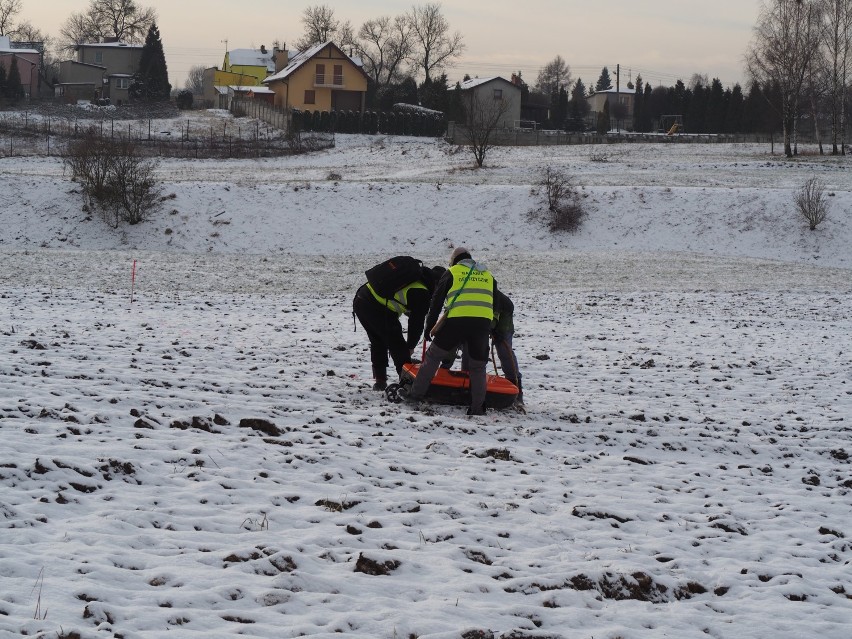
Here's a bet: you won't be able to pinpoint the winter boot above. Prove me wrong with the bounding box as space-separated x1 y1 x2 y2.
466 403 486 416
372 368 388 391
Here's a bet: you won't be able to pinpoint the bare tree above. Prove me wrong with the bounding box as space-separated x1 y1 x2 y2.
688 73 710 90
820 0 852 154
461 91 513 167
11 20 47 42
59 0 156 54
794 176 830 229
407 3 465 82
805 51 830 152
11 21 60 81
0 0 21 36
184 63 206 95
295 4 355 50
537 167 586 233
535 55 572 96
356 15 413 89
746 0 824 157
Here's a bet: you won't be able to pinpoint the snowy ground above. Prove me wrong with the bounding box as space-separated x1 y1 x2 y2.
1 111 851 639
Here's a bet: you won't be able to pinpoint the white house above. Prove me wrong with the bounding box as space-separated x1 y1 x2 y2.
458 76 522 128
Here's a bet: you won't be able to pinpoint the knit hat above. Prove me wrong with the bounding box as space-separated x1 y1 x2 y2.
449 246 471 266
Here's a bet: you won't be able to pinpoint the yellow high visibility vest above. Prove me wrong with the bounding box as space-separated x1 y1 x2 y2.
445 262 493 320
367 280 427 315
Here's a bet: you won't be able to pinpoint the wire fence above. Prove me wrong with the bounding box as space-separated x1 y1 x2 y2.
446 122 780 146
0 103 333 159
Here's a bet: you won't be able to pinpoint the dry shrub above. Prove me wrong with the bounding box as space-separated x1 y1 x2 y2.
64 132 161 227
794 176 829 231
536 167 587 233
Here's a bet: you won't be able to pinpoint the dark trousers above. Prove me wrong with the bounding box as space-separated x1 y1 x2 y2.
443 332 522 396
411 316 491 410
353 286 410 381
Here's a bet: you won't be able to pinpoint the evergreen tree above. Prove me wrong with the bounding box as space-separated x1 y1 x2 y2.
6 56 24 102
377 77 418 111
566 78 589 130
632 75 644 132
364 77 379 110
643 83 654 131
398 76 418 105
131 22 171 102
672 80 687 115
447 81 465 122
419 73 450 113
596 100 610 133
725 84 745 133
0 62 7 99
570 78 586 104
686 82 706 133
706 78 726 133
647 85 668 130
550 86 568 129
595 67 613 91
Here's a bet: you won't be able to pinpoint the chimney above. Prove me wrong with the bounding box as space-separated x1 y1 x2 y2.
274 45 288 72
260 44 266 54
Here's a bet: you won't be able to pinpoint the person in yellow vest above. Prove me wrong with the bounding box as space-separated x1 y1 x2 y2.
353 261 439 390
402 247 496 415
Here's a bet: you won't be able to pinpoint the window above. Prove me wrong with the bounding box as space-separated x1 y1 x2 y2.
315 64 325 85
493 89 503 100
116 78 130 90
95 51 103 64
304 90 316 105
333 64 343 85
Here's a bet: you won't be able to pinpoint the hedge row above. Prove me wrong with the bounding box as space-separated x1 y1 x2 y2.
291 109 445 137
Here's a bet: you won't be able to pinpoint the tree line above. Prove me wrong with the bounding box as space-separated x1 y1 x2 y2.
3 0 849 154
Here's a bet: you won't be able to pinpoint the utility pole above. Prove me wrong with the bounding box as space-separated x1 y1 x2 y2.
616 63 620 133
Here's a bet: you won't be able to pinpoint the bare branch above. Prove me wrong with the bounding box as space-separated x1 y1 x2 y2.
407 3 465 82
461 92 513 167
357 15 413 88
0 0 22 37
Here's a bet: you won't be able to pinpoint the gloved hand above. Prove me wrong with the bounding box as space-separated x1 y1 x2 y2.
491 330 506 344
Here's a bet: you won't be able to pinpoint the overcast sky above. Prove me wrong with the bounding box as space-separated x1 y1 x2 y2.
23 0 759 91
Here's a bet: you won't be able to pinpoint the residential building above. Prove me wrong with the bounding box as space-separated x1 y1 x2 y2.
222 45 275 85
56 40 143 104
586 87 635 129
458 77 522 129
262 42 368 112
202 45 277 108
0 36 42 99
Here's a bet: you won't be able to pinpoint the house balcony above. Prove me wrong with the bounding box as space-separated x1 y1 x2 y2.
314 74 345 88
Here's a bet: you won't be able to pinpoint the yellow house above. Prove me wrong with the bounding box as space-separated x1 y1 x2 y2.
222 45 275 85
263 41 368 112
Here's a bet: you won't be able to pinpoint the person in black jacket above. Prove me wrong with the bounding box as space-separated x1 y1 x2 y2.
403 247 496 415
353 263 438 390
441 288 524 409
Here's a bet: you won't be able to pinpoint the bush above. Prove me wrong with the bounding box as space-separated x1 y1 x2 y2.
535 167 586 233
105 140 162 225
176 90 193 110
64 133 162 227
65 129 114 204
795 176 829 231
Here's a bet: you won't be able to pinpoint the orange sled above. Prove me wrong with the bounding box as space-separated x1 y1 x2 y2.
387 362 519 409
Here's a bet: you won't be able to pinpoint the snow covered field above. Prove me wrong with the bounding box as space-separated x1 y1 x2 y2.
1 113 851 639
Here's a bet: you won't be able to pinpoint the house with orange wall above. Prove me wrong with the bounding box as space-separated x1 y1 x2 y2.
262 42 368 112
